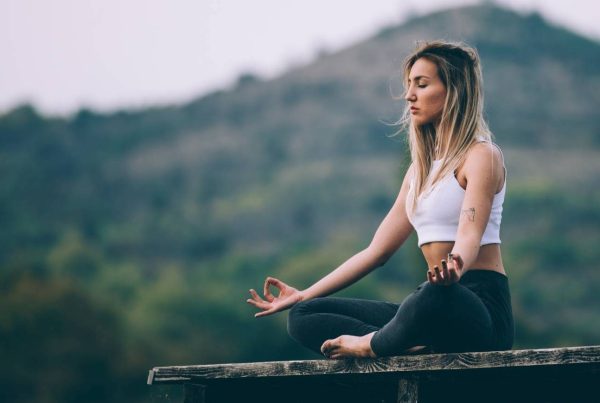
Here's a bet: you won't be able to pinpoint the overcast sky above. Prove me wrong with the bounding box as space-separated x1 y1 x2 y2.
1 0 599 117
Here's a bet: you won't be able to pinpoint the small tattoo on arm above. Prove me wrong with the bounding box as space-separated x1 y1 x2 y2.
462 207 475 222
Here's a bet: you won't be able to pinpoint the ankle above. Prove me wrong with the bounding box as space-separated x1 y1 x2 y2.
364 332 377 358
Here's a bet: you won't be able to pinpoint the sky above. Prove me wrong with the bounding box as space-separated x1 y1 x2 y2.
1 0 599 117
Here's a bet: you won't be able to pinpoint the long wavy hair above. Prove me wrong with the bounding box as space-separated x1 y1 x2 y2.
394 40 494 215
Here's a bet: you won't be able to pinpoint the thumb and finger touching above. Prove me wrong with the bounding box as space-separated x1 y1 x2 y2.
427 253 464 285
263 278 275 302
449 253 464 271
248 276 297 317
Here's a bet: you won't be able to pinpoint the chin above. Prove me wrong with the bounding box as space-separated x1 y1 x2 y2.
412 118 434 127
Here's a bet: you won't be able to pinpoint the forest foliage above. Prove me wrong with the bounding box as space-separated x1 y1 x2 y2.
1 4 599 403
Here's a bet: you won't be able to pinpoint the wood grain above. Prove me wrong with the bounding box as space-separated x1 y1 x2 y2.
148 345 600 385
397 378 418 403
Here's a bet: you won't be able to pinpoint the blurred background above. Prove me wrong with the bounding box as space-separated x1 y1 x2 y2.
1 0 599 402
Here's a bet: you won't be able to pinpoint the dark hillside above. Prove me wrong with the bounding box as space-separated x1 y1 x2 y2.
1 4 599 403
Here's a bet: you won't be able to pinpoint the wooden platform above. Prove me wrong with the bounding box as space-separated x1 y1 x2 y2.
148 345 600 402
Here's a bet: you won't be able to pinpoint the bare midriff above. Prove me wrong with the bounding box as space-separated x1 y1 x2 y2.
420 242 506 276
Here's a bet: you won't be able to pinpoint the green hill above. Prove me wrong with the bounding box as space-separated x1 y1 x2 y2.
1 4 599 403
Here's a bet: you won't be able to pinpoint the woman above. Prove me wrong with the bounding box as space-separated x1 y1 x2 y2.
246 40 514 359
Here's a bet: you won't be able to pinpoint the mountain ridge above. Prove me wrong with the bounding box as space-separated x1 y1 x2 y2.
2 3 599 262
1 6 599 402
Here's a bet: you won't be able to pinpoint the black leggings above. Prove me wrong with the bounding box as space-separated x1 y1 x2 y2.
287 269 514 357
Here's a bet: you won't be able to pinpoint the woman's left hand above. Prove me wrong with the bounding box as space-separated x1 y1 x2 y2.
427 253 464 285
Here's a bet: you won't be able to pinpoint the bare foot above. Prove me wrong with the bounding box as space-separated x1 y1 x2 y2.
320 332 377 359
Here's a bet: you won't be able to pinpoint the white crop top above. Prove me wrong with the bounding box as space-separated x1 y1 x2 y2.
406 149 506 247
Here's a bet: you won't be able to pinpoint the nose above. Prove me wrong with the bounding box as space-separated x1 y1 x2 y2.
405 86 416 102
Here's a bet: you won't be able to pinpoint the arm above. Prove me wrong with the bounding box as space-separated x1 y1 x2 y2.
300 164 415 300
450 143 505 271
247 164 415 316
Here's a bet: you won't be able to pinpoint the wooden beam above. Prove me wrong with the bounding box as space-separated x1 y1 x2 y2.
148 345 600 385
397 378 418 403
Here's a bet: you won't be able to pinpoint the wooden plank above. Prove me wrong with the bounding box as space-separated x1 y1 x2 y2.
176 365 600 403
195 377 400 403
147 369 155 385
416 366 600 403
148 345 600 385
397 378 418 403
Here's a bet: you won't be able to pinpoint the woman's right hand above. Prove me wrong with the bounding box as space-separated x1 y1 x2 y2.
246 277 304 318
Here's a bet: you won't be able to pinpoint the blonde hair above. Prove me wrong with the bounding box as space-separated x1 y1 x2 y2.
393 40 494 215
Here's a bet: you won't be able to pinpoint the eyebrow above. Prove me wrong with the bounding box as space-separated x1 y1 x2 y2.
408 75 430 83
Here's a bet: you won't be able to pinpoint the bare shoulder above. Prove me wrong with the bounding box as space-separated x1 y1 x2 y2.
464 141 503 169
463 141 505 189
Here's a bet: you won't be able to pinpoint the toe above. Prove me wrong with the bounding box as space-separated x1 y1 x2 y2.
332 336 343 346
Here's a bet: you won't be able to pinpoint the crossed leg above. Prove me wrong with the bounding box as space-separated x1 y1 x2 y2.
287 281 494 359
287 296 398 357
